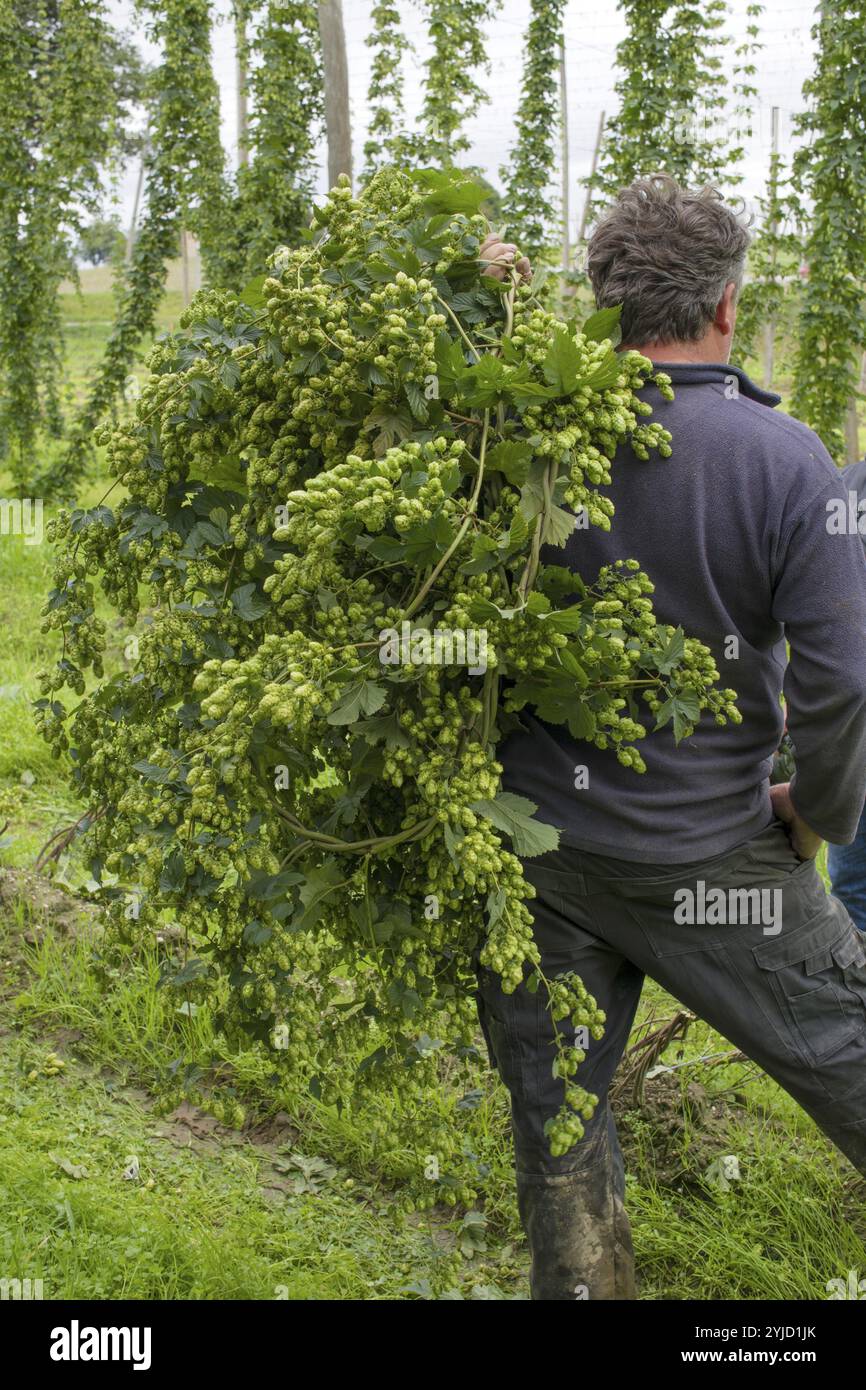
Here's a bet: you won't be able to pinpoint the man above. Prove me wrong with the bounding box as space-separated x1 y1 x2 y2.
478 175 866 1300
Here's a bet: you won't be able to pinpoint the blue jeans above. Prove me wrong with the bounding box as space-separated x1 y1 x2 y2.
829 808 866 932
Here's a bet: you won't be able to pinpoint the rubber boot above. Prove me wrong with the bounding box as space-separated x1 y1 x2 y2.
515 1107 637 1300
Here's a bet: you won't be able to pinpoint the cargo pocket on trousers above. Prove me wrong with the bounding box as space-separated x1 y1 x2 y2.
475 965 530 1103
752 910 866 1063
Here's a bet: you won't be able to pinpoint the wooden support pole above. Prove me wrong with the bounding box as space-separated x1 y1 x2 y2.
236 3 249 168
761 106 780 389
845 358 863 463
125 153 145 263
558 37 572 279
181 227 190 306
577 109 605 248
317 0 353 190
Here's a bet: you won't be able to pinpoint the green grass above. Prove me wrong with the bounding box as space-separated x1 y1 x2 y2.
617 1028 865 1299
57 283 186 409
0 482 121 866
0 266 863 1301
0 890 525 1299
0 1037 453 1301
4 874 863 1300
628 1119 865 1301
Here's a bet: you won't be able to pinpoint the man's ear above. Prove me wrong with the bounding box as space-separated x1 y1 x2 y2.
714 281 738 337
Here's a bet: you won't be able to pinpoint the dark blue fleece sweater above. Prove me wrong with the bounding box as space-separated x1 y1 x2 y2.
500 363 866 862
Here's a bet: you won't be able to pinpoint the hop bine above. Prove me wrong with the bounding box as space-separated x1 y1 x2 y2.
37 168 737 1203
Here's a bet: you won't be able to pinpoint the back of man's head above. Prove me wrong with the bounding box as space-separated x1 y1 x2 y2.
586 174 750 348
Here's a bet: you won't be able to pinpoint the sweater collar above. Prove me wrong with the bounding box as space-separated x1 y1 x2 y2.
648 361 781 408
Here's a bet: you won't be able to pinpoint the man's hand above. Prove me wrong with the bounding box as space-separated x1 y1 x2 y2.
479 231 531 283
770 782 823 861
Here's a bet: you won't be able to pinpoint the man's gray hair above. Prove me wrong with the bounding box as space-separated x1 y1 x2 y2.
586 174 751 346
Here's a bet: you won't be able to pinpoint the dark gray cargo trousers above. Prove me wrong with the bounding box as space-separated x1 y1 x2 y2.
475 818 866 1300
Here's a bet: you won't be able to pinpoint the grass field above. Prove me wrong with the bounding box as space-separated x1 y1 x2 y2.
0 269 863 1301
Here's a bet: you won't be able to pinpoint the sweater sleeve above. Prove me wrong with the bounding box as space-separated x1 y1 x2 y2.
772 478 866 843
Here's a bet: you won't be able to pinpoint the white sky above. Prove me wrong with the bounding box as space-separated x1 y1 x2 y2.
109 0 820 236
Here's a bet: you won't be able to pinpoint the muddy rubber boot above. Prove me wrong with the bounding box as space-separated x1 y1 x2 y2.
516 1111 637 1300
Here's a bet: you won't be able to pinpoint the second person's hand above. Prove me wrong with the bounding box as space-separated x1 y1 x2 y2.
478 230 532 283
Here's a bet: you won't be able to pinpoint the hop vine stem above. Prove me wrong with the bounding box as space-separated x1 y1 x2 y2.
404 408 491 619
